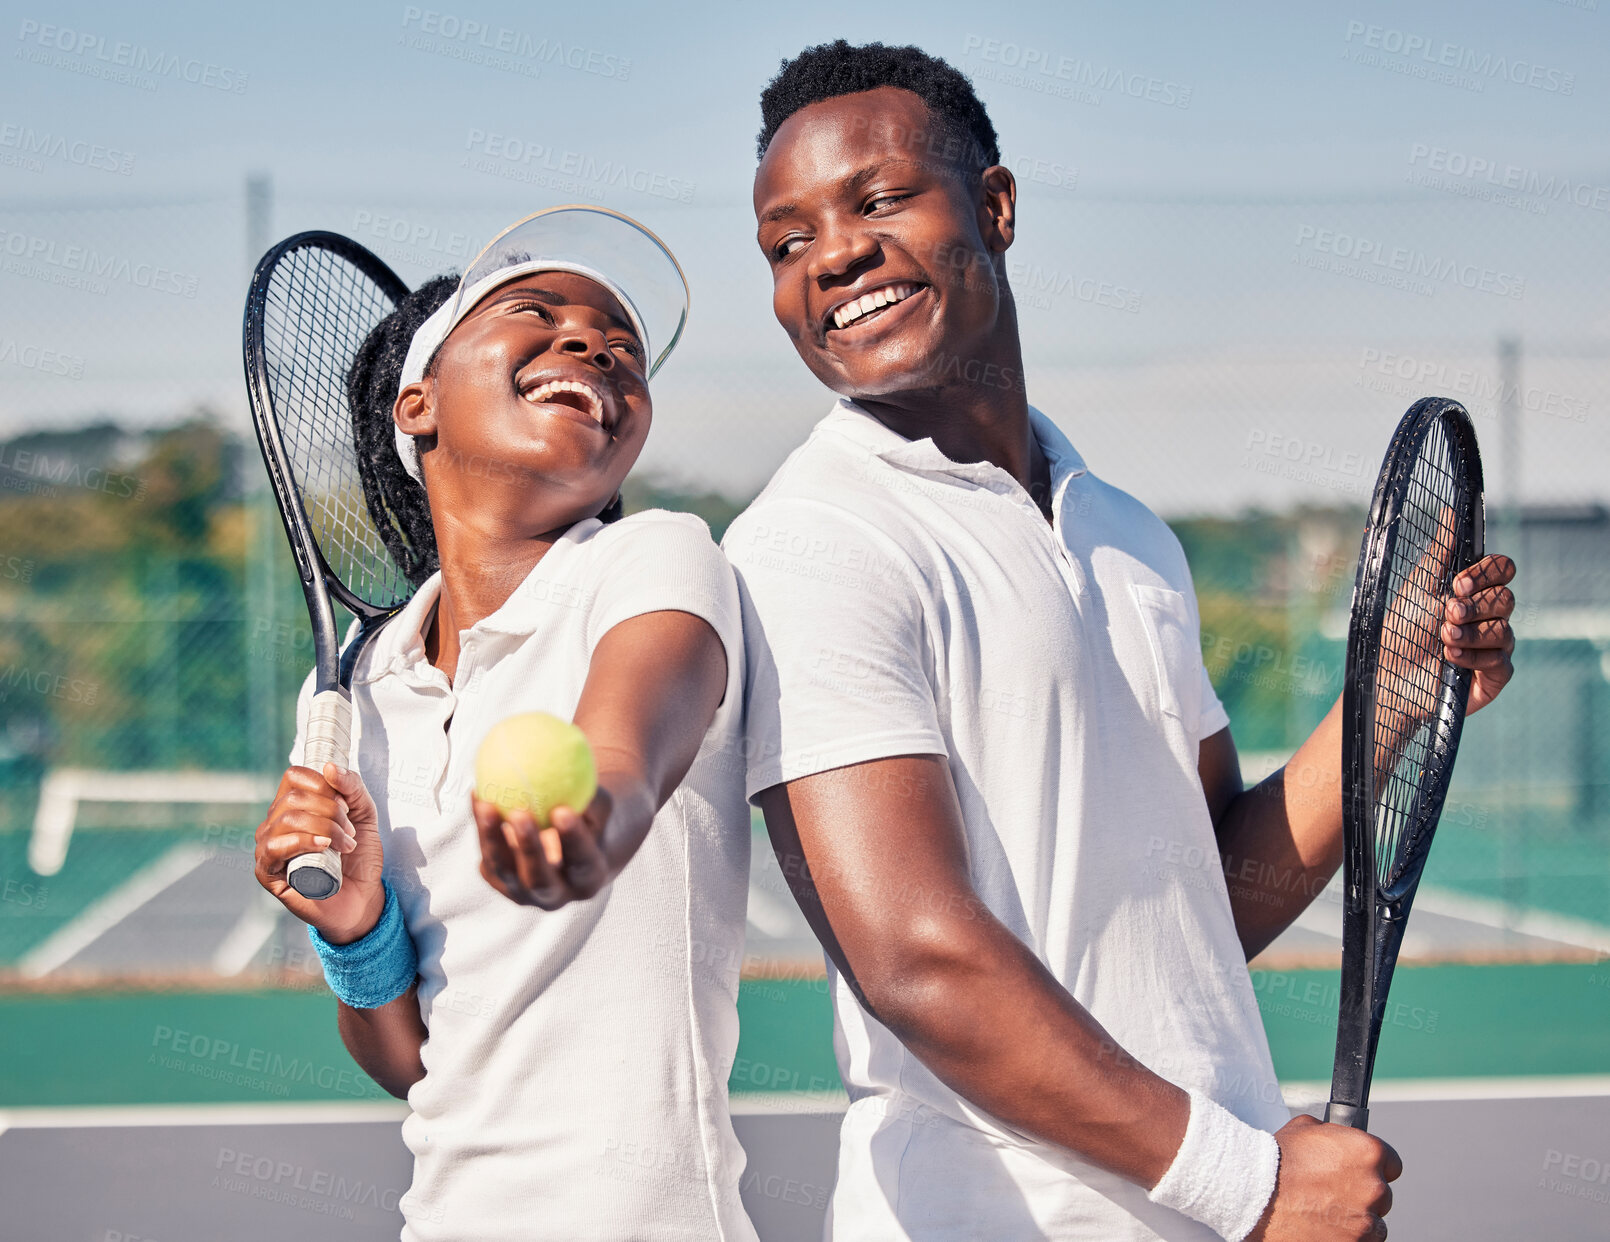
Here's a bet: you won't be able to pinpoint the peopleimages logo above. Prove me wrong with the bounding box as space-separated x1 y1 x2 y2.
1293 225 1525 300
961 34 1192 109
1407 144 1610 215
1540 1148 1610 1205
1003 257 1142 314
0 443 143 500
1357 347 1590 424
997 149 1078 193
0 336 86 378
350 210 474 263
462 130 695 203
0 228 200 298
0 123 135 175
399 7 630 80
1341 21 1577 94
14 19 249 93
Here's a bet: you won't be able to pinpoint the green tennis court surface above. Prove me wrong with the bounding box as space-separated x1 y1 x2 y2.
0 827 201 964
2 962 1607 1108
6 818 1608 969
4 817 1610 1109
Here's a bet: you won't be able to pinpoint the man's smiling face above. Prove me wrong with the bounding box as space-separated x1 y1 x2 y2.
753 86 1016 402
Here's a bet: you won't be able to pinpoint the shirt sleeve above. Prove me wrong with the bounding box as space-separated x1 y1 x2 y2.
724 499 946 801
1177 544 1231 742
583 511 743 689
1197 662 1230 740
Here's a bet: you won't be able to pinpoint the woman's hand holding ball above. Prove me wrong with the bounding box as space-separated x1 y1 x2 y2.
473 712 615 909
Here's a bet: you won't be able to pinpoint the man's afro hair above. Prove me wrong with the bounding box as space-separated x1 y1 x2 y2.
756 40 999 175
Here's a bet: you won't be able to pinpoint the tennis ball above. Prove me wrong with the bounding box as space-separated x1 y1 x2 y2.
474 712 597 828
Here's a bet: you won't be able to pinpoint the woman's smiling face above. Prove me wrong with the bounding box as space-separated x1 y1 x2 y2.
399 270 652 528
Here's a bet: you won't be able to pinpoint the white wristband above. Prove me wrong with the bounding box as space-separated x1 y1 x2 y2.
1147 1089 1280 1242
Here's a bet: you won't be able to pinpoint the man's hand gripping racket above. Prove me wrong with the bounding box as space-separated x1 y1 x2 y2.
1251 398 1513 1241
1327 396 1511 1135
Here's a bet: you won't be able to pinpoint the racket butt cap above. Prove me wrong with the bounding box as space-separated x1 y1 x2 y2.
288 858 340 900
1324 1101 1368 1130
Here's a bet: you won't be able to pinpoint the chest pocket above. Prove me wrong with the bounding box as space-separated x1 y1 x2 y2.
1130 583 1203 728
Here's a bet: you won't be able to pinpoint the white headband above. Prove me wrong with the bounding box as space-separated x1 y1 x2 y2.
392 260 651 485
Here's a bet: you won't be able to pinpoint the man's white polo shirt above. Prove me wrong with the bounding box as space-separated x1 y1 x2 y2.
724 400 1287 1241
290 511 757 1242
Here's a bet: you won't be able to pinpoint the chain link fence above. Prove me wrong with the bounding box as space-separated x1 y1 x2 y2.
0 179 1606 969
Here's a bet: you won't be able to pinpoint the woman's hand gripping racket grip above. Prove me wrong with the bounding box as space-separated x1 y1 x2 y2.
288 688 354 899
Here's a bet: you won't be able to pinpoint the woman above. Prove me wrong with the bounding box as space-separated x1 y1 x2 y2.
253 208 757 1241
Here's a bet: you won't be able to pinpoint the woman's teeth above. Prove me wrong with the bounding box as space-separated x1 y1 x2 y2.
522 378 604 424
831 282 919 331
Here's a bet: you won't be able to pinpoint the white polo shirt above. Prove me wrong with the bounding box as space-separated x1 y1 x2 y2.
724 400 1287 1241
291 510 757 1242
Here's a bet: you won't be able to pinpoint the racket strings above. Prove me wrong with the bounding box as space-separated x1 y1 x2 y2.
262 246 413 611
1371 416 1468 887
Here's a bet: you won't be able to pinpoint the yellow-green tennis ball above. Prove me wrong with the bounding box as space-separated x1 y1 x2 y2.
474 712 596 828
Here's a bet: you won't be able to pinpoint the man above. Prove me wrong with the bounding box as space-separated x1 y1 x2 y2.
723 41 1517 1242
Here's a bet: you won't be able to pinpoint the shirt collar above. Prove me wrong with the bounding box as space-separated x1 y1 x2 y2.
822 396 1088 485
355 519 600 683
357 571 442 684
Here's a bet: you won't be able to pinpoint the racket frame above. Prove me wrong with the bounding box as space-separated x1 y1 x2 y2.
1326 397 1484 1130
242 231 413 899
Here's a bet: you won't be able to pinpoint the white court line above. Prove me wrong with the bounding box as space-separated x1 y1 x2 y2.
211 893 284 976
17 843 214 978
29 768 275 876
746 886 805 939
1287 893 1344 941
732 1079 1610 1117
1233 755 1610 953
729 1091 849 1116
7 1082 1603 1137
1281 1076 1610 1109
0 1100 408 1138
9 1082 1597 1134
1280 879 1610 955
1413 885 1610 955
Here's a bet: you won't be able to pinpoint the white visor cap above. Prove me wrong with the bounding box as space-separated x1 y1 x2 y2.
393 205 689 485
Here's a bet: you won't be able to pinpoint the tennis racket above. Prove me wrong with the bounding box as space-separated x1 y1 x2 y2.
1325 396 1484 1130
243 232 418 899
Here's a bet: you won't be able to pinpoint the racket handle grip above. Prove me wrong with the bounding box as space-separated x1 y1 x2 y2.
1323 1101 1369 1131
288 689 353 901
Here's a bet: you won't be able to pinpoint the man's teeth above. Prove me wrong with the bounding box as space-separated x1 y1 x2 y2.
522 378 604 424
831 283 919 330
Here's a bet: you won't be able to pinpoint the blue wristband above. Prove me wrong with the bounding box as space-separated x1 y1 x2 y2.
308 883 418 1009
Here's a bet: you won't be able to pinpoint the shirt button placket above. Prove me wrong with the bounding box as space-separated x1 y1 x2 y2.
426 691 454 812
439 638 480 807
1048 492 1087 599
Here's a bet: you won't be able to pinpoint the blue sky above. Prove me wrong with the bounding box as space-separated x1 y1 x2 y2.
2 0 1606 510
9 1 1604 198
